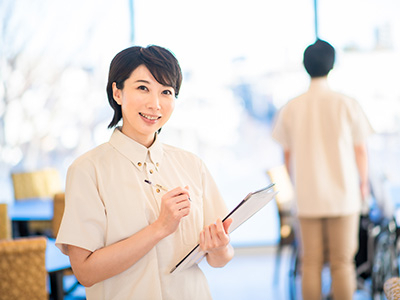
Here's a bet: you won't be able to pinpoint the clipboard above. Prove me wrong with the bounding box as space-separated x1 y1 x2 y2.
170 183 277 273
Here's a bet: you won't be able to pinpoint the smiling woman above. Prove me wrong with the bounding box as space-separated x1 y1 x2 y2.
55 45 234 300
106 46 182 129
100 46 184 148
111 65 176 147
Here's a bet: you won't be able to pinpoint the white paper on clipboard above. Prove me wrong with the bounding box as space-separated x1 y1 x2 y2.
170 183 277 273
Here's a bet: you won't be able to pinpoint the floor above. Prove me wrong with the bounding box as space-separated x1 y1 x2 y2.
64 245 382 300
202 246 290 300
202 246 376 300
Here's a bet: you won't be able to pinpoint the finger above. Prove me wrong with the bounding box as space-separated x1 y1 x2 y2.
204 225 212 245
172 186 190 198
210 223 218 239
215 218 225 233
177 208 190 218
199 230 208 252
168 187 191 204
176 198 191 210
176 194 191 204
184 185 192 202
162 193 188 208
212 223 228 246
223 218 233 234
212 222 229 245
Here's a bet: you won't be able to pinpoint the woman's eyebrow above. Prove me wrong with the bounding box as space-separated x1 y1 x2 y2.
133 79 172 88
134 79 151 84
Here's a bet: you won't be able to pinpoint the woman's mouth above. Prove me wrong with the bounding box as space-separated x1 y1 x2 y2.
139 112 161 121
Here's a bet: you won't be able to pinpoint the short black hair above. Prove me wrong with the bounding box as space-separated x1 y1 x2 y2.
106 45 183 128
303 39 335 78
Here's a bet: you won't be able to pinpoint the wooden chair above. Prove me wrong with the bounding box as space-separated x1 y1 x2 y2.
11 168 63 236
384 277 400 300
0 237 48 300
0 203 12 239
51 192 84 297
11 168 62 201
52 192 65 238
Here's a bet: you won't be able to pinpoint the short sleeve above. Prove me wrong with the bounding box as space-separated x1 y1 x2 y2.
200 161 228 227
56 159 107 255
271 108 290 150
350 100 375 144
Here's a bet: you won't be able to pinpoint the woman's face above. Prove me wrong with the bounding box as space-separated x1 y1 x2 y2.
112 65 176 147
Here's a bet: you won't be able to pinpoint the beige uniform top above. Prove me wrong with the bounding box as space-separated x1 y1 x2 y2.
56 128 228 299
272 79 374 217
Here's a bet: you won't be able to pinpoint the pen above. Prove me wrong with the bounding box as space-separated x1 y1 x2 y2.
144 179 168 191
144 179 191 201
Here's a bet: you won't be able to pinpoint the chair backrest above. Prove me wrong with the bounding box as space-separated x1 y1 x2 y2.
0 237 47 300
266 165 295 212
52 192 65 238
11 168 62 201
267 165 296 245
384 277 400 300
0 203 12 239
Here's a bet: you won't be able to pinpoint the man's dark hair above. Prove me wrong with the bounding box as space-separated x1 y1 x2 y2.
303 39 335 78
106 45 183 128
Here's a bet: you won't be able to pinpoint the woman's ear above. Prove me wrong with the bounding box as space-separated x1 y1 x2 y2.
112 82 122 105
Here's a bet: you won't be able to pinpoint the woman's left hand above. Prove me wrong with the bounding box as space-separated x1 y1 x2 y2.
199 218 233 253
199 218 234 268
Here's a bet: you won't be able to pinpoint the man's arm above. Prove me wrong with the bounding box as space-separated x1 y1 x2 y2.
284 150 291 175
354 143 370 200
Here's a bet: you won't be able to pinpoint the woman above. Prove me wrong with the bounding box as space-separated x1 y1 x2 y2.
56 45 234 299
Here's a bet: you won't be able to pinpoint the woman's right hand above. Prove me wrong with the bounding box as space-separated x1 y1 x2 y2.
154 186 191 237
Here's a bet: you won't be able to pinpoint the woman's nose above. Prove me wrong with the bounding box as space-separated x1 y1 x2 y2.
146 93 161 109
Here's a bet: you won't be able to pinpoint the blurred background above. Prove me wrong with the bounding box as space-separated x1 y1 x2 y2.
1 0 400 247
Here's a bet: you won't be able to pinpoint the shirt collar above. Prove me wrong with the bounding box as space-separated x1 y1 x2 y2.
109 127 164 171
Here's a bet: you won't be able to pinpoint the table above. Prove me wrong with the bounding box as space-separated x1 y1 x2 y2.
46 238 72 300
8 199 53 237
8 198 53 221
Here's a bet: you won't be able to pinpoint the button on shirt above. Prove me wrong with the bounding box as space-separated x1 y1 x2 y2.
56 128 228 300
272 80 374 217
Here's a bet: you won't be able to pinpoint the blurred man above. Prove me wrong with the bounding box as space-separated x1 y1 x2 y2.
272 39 374 300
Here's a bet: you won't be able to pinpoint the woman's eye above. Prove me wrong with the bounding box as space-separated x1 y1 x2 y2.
138 85 148 91
162 89 173 96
